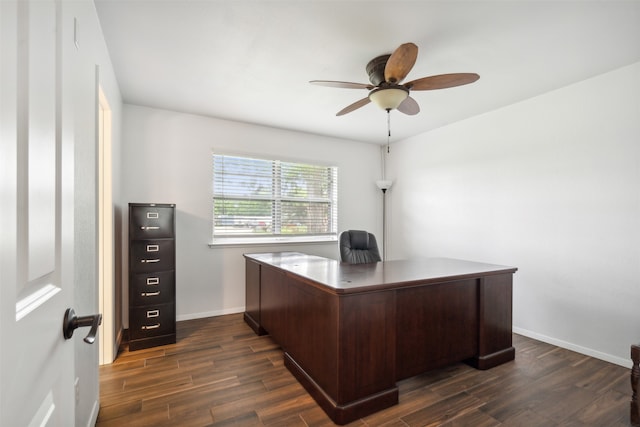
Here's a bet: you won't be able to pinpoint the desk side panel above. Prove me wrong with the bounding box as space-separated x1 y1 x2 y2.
396 280 478 380
261 265 289 348
473 273 515 369
339 291 397 403
244 259 265 335
286 275 339 399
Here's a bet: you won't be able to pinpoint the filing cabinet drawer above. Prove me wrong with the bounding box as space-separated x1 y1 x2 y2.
129 304 176 340
130 239 175 273
130 270 175 307
130 205 175 239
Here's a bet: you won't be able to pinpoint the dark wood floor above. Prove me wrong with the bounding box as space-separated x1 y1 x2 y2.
96 313 632 426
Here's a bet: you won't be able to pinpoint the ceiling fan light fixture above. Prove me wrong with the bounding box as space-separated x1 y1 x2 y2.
369 87 408 111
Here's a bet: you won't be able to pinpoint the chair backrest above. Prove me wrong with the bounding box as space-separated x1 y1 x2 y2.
339 230 382 264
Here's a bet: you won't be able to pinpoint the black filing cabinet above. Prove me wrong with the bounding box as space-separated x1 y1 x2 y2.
128 203 176 350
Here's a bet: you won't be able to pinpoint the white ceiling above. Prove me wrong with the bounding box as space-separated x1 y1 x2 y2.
94 0 640 144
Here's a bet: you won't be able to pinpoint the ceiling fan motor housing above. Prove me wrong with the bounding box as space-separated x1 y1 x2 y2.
366 54 390 86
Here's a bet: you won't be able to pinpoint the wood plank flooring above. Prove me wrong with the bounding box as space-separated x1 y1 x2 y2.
96 313 632 426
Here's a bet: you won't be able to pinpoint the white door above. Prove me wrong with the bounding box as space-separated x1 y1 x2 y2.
0 1 93 425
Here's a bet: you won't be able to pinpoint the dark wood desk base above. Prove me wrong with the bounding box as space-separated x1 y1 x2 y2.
244 253 516 424
243 312 265 336
284 353 399 425
632 344 639 426
467 347 516 370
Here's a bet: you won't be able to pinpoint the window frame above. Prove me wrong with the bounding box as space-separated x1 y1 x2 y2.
209 152 338 246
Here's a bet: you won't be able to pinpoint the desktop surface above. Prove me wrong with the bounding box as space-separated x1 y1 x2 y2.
245 251 517 293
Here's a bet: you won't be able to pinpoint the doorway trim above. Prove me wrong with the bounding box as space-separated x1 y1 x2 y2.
98 85 115 365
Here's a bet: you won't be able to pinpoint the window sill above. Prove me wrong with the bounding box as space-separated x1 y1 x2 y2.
208 235 338 248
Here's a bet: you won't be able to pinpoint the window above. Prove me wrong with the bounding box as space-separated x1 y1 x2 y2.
212 154 338 244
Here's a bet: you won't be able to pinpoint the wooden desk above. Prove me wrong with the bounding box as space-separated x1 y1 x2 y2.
244 252 517 424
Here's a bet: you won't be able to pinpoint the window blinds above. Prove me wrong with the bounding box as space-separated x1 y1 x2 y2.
213 154 338 240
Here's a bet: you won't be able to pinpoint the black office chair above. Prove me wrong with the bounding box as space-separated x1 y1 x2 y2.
339 230 381 264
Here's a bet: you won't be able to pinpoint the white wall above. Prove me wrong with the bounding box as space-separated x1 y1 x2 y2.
121 105 381 324
388 62 640 367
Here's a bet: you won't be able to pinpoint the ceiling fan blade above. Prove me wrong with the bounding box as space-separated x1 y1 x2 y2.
310 80 374 90
397 96 420 116
405 73 480 91
336 97 371 116
384 43 418 84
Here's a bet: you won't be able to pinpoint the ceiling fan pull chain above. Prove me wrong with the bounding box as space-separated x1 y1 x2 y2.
387 110 391 153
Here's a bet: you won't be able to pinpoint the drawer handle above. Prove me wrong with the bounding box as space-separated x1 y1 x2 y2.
141 259 160 263
146 212 159 219
141 323 160 330
141 291 161 297
146 277 160 285
146 310 160 318
141 226 160 230
146 245 159 252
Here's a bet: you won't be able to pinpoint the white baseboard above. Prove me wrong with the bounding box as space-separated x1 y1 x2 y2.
513 326 631 368
88 399 99 427
176 306 245 322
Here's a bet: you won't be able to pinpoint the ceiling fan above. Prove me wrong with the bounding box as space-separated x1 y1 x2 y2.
310 42 479 116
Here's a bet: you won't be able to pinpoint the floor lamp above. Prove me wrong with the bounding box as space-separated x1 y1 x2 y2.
376 179 392 261
376 110 393 261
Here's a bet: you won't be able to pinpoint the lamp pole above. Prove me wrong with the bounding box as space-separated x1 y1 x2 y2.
376 180 392 260
375 110 393 261
381 187 387 261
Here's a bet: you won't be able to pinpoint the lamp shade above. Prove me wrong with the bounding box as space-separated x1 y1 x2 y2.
376 180 393 191
369 88 408 110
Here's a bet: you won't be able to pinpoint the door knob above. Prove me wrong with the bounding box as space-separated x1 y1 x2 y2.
62 308 103 344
